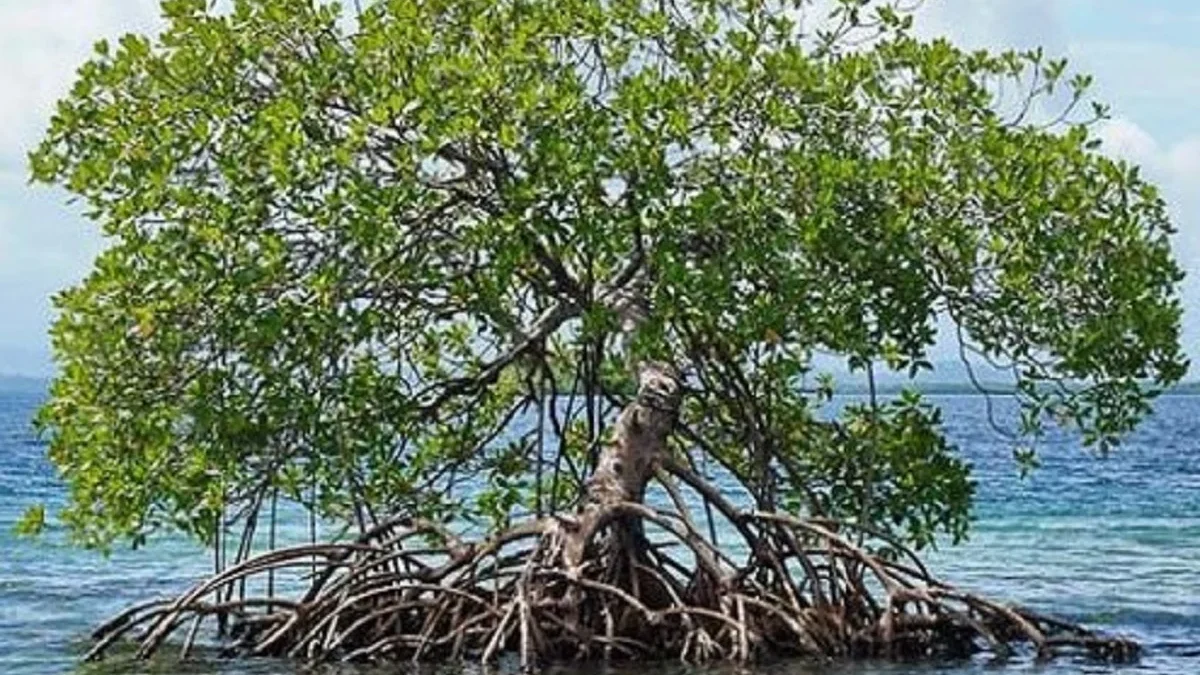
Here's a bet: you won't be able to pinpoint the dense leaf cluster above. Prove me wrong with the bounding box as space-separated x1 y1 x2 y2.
29 0 1184 551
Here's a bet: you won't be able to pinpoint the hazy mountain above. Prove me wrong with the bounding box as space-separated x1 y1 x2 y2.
0 373 47 394
0 344 52 379
810 354 1015 393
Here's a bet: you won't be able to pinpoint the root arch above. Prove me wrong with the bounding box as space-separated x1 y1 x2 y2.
86 475 1138 668
84 364 1138 668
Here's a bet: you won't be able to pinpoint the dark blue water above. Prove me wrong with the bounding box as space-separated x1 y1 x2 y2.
2 387 1199 674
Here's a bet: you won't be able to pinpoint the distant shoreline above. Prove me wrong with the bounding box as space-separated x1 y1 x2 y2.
829 382 1200 396
6 374 1200 397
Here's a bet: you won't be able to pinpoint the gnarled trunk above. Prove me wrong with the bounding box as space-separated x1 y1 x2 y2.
561 360 681 578
585 361 681 507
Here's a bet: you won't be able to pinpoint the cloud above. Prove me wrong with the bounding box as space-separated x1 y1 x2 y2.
1095 117 1160 165
915 0 1066 54
0 1 162 168
911 1 1200 366
1 1 1199 374
0 1 161 374
1093 118 1200 356
1092 117 1200 250
0 175 104 369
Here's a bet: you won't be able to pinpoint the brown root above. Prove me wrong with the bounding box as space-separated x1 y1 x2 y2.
85 482 1140 668
85 362 1137 668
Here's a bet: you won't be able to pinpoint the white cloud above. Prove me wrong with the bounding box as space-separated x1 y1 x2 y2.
0 1 162 167
1094 118 1200 358
1095 117 1160 166
0 1 161 374
916 0 1066 54
1 1 1199 374
913 0 1200 366
1165 137 1200 179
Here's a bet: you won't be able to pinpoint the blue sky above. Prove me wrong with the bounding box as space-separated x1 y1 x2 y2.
1 1 1199 377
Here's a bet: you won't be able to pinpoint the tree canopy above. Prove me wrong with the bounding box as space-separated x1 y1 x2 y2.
28 0 1186 553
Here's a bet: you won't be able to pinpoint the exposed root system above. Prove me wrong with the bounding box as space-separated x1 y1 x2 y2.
85 460 1138 669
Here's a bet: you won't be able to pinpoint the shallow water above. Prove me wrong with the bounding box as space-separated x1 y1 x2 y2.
2 388 1198 674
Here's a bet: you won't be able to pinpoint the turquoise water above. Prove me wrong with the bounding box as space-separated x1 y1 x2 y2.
2 387 1199 674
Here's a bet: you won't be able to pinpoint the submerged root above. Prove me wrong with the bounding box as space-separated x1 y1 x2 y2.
86 468 1139 669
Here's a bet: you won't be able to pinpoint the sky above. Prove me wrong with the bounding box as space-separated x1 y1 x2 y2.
1 1 1199 376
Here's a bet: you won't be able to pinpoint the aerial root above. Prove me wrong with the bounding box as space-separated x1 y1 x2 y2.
87 490 1139 668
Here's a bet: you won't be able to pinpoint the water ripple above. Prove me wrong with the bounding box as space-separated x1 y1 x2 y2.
1 392 1198 674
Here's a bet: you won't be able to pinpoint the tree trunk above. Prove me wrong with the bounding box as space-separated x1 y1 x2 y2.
562 361 681 569
585 361 681 506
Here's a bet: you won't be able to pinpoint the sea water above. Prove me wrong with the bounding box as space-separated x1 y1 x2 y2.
2 386 1198 674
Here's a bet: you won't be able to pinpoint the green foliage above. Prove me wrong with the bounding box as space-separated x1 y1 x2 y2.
773 391 975 549
29 0 1185 551
14 505 46 537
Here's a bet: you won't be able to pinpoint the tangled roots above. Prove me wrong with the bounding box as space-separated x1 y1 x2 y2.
86 474 1138 669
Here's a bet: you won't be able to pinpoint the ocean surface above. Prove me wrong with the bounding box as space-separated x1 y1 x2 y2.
1 386 1198 674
